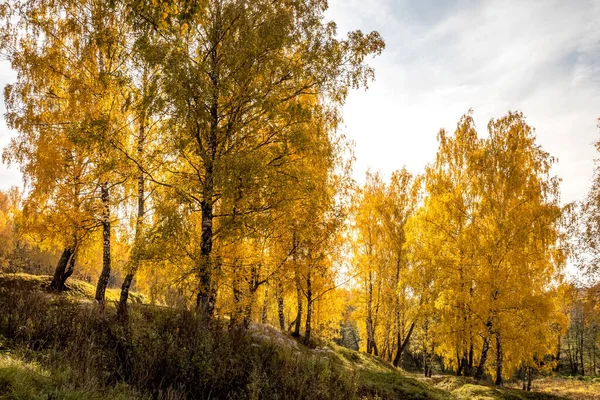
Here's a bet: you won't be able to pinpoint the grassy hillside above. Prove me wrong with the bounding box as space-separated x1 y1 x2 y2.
0 273 146 303
0 353 144 400
0 273 597 400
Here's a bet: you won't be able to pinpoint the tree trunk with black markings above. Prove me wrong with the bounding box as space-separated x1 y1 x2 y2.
95 183 111 306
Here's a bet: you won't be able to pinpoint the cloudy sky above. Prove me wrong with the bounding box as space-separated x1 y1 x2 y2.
324 0 600 204
1 0 600 204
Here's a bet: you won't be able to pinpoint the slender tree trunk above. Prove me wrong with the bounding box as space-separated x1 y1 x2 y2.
429 346 435 378
495 332 503 386
293 272 302 337
304 299 312 344
50 247 74 291
231 261 242 327
118 101 146 319
466 342 474 376
304 264 312 345
118 268 135 317
568 337 578 374
196 8 221 315
458 351 469 376
197 176 215 314
554 335 561 372
261 282 269 324
59 250 76 290
382 316 392 361
393 321 415 367
393 260 400 362
457 352 464 376
423 320 430 377
366 271 376 355
372 334 379 356
475 334 491 380
593 326 597 375
292 233 302 337
95 183 111 305
276 278 285 330
580 327 585 376
522 365 533 391
242 265 258 328
243 289 255 329
392 257 405 366
372 269 382 357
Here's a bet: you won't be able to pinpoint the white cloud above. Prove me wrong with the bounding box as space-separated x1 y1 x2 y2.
326 0 600 203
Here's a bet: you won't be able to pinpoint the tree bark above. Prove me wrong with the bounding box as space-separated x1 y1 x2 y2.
197 177 215 314
568 337 578 374
495 332 503 386
593 326 597 375
457 352 464 376
231 261 242 327
59 250 76 290
261 281 269 324
304 264 312 345
366 270 377 355
466 342 474 376
242 265 259 328
95 183 111 306
293 272 302 337
292 232 302 337
475 335 491 380
393 321 415 367
243 291 255 329
392 256 405 366
580 327 585 376
276 278 285 330
118 95 146 319
422 319 431 377
49 247 74 291
196 6 221 315
554 335 561 372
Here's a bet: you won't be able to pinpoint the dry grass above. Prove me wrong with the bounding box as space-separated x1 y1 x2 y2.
0 272 146 303
519 377 600 400
0 351 146 399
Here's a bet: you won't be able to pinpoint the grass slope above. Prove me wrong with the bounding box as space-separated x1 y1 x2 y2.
0 353 144 400
0 273 146 303
0 273 597 399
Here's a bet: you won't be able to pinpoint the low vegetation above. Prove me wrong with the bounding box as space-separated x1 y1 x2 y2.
0 275 598 399
0 273 146 304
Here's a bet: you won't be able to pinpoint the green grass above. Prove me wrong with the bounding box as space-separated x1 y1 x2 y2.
327 343 451 399
0 273 146 304
0 352 144 400
356 369 451 399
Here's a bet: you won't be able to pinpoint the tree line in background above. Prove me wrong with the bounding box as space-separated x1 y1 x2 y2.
0 0 599 389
